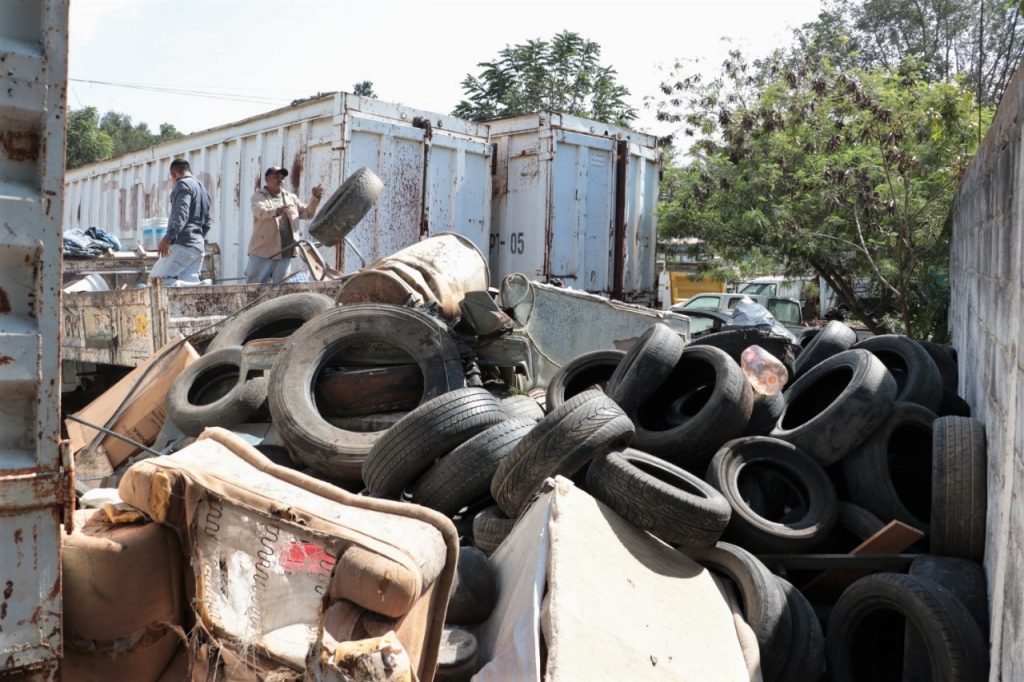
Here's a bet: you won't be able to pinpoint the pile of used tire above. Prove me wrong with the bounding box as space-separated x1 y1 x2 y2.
165 293 988 681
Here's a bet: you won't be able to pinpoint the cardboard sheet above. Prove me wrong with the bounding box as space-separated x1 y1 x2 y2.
474 478 750 682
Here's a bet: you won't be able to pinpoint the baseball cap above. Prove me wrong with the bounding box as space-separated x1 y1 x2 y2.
265 166 289 178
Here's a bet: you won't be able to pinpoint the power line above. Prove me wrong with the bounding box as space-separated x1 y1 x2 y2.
70 78 292 105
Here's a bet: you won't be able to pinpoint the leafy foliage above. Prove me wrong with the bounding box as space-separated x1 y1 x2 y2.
353 80 377 98
796 0 1024 107
453 31 636 125
656 53 990 336
66 107 184 169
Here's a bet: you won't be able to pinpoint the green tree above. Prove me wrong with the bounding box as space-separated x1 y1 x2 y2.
796 0 1024 106
353 80 377 98
65 107 112 169
656 54 990 336
99 111 184 158
453 31 637 125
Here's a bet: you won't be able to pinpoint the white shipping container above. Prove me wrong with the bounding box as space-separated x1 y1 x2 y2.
64 94 492 282
488 112 662 303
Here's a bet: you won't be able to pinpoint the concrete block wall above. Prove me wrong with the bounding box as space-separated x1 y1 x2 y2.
949 59 1024 680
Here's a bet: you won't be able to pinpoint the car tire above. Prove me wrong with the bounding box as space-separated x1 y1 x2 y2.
586 448 732 548
606 323 685 416
411 418 536 516
909 555 988 636
822 502 886 553
166 347 268 436
690 327 798 381
777 577 825 682
545 349 625 411
207 292 334 352
268 304 465 480
853 334 943 412
794 320 857 376
446 547 498 626
491 391 634 517
472 506 515 555
744 389 785 436
687 542 792 682
916 339 959 394
707 437 838 552
938 388 971 417
633 345 754 470
842 402 937 533
771 349 897 466
499 395 545 422
931 416 987 560
362 388 506 497
826 573 988 682
435 626 481 682
308 167 385 246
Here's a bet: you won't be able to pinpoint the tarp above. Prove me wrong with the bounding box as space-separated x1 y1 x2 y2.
474 478 751 681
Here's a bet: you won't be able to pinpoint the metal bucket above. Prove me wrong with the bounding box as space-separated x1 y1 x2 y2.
337 233 489 318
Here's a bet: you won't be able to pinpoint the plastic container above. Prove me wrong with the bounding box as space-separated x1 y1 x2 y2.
740 344 789 395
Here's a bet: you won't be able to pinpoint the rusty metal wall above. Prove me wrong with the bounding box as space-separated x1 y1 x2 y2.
63 95 492 283
0 0 69 677
488 113 662 304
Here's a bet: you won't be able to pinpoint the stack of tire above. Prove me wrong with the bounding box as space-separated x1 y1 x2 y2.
488 320 987 682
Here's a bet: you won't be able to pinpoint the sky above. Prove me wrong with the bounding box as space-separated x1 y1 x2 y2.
68 0 824 139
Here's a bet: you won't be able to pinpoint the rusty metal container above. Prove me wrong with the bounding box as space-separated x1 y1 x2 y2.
337 233 489 318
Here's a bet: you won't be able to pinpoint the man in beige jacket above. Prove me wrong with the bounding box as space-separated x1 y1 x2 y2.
246 166 324 283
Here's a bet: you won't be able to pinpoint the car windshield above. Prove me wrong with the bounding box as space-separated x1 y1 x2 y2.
768 300 801 324
740 282 776 296
687 316 718 334
683 296 721 309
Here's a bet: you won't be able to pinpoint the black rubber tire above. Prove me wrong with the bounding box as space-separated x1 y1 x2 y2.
545 349 625 411
910 555 989 637
446 547 498 626
822 502 886 553
771 349 897 466
826 573 988 682
794 320 857 376
491 391 634 517
744 389 785 436
435 626 481 682
166 347 268 436
938 389 971 417
777 577 826 682
499 395 544 422
362 388 506 497
687 542 792 682
633 345 754 470
308 167 384 246
586 449 732 549
411 419 536 516
842 402 937 533
329 412 406 432
853 334 943 412
916 339 959 394
708 437 837 552
931 417 987 560
690 327 798 381
472 506 515 555
606 323 685 416
268 304 465 481
799 327 821 348
207 292 334 352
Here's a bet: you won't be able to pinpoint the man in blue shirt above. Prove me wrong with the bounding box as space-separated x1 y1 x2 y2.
149 158 212 286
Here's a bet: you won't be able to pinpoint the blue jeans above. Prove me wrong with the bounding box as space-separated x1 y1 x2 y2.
149 244 203 286
246 255 298 284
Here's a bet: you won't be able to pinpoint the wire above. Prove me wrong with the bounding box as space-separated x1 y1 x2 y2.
66 413 164 458
70 78 291 105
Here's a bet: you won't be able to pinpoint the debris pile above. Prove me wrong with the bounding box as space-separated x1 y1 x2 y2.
61 235 989 681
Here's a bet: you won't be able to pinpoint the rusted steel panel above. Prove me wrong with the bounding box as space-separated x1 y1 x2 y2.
0 0 69 674
316 365 424 417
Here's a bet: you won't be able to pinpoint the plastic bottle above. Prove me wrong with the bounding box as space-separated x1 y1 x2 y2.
740 345 789 395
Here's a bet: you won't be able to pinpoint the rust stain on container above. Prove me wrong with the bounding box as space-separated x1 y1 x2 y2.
0 287 10 313
291 153 304 192
0 131 40 161
12 529 21 543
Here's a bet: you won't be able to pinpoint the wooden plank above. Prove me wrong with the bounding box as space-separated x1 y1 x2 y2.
801 521 925 600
